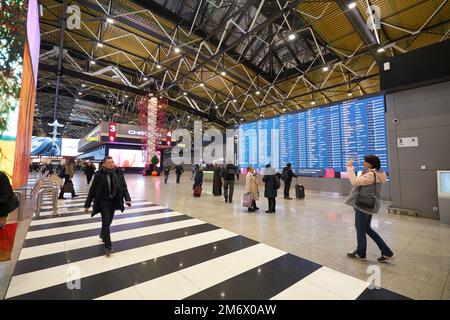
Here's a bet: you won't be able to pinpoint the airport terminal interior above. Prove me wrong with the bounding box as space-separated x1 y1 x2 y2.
1 0 450 302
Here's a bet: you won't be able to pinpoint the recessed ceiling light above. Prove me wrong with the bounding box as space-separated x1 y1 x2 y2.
348 92 353 96
322 66 329 72
240 118 244 121
106 18 114 24
78 92 82 95
143 77 148 81
311 101 316 105
90 60 96 65
97 42 104 48
177 119 180 122
174 47 181 53
183 92 188 96
214 105 219 109
156 64 162 69
81 84 86 87
283 108 287 111
199 83 205 87
221 71 226 76
233 99 237 103
288 33 296 41
348 2 357 9
125 95 129 98
255 91 261 95
377 47 386 53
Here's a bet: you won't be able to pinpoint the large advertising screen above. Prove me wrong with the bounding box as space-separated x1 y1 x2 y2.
109 148 145 168
61 138 80 156
238 95 388 176
30 136 62 156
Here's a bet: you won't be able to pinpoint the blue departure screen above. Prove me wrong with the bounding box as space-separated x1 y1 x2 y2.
237 95 388 175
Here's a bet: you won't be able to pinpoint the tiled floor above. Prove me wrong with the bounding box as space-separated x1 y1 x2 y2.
2 172 450 299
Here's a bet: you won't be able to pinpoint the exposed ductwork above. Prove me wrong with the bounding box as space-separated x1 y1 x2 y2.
337 0 385 64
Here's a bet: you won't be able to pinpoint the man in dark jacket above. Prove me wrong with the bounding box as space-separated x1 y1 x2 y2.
282 163 297 200
84 161 96 185
263 164 280 213
84 156 131 256
174 163 184 184
221 162 239 203
0 171 19 228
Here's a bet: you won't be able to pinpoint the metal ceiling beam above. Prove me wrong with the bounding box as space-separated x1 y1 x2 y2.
167 0 306 90
39 63 230 127
53 0 68 120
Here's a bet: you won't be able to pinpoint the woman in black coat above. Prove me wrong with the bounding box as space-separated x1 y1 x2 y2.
0 172 18 228
262 164 280 213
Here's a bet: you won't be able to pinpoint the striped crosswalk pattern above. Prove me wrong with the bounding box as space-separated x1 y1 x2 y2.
6 186 410 300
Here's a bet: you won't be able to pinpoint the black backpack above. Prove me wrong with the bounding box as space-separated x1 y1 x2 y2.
281 168 288 181
220 167 229 179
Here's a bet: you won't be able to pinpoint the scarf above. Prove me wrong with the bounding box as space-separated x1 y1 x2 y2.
103 167 119 198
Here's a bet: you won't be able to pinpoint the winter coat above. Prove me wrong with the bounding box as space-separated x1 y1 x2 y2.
85 164 96 176
64 163 74 178
263 167 280 198
0 172 18 217
194 170 204 187
245 173 259 200
84 167 131 217
345 167 387 214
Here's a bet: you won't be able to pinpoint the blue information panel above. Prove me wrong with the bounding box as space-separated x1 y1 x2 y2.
237 95 388 175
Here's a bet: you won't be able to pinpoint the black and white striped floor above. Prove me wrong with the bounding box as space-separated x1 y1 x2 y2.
6 187 410 300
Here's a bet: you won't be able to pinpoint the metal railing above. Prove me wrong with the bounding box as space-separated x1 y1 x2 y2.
28 177 60 217
35 186 59 217
13 190 25 221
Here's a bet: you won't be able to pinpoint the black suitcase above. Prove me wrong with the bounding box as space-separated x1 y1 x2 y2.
295 184 305 199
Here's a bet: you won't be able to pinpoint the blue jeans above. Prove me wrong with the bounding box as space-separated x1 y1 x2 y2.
355 209 393 258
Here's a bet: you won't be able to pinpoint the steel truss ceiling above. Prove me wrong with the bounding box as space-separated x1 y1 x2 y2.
36 0 450 138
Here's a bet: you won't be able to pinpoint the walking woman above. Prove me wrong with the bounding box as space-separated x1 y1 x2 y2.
245 166 259 212
346 155 394 263
262 164 280 213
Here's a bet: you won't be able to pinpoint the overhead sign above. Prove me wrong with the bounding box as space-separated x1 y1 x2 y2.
397 137 419 148
108 122 117 142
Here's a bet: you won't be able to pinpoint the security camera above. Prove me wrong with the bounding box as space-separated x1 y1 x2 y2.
393 119 399 124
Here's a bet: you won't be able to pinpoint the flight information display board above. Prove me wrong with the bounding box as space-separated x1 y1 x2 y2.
237 95 388 175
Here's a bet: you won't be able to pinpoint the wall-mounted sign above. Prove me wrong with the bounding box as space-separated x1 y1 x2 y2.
108 122 117 142
398 137 419 148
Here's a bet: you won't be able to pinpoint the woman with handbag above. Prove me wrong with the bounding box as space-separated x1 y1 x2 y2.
345 155 394 263
245 166 259 212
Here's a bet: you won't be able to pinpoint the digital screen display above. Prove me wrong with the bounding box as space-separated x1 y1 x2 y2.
440 172 450 194
238 95 388 175
30 136 62 156
61 138 80 156
109 148 145 168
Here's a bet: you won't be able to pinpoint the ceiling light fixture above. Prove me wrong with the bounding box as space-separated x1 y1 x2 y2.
377 47 386 53
78 92 82 95
143 77 148 81
81 84 86 88
97 42 104 48
348 2 357 9
183 92 188 96
90 60 96 65
174 47 181 53
347 92 353 96
221 71 226 76
322 66 329 72
199 83 205 87
156 64 162 69
214 105 219 109
106 18 114 24
311 101 316 105
288 33 296 41
233 99 237 103
255 91 261 95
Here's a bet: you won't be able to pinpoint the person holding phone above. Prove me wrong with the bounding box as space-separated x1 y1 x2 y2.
84 156 131 256
345 155 394 263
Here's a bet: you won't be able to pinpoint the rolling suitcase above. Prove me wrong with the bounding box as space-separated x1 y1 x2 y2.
295 183 305 200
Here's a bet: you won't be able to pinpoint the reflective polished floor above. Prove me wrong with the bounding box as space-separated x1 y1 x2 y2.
3 172 450 300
